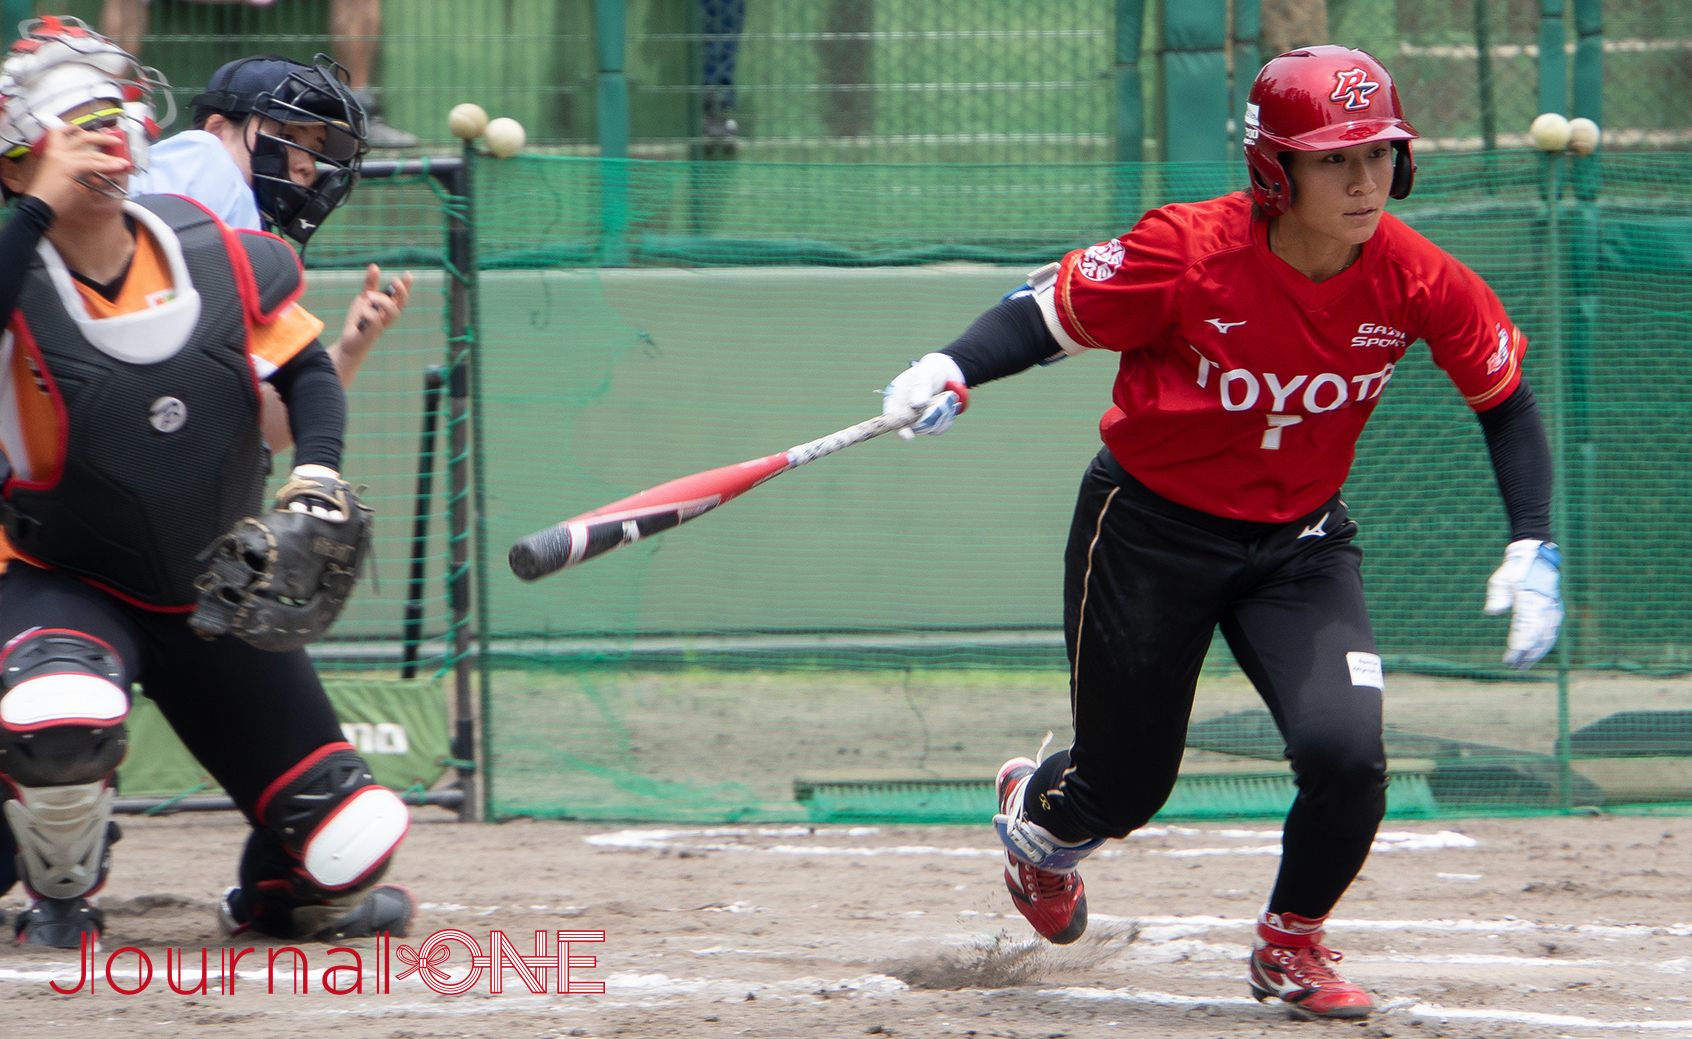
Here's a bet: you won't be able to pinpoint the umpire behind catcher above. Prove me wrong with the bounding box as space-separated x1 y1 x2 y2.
0 18 410 948
882 46 1562 1019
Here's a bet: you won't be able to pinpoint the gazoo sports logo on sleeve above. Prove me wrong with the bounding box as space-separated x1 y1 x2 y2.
1077 239 1126 282
1330 68 1381 112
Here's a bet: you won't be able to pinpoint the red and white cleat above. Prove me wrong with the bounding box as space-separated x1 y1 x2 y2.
994 755 1099 945
1248 910 1374 1019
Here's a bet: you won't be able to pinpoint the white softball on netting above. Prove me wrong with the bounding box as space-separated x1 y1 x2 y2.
447 103 489 141
1567 117 1601 156
484 117 526 158
1530 112 1571 152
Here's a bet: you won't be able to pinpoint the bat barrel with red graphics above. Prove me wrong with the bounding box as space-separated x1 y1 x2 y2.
508 453 791 580
508 382 968 581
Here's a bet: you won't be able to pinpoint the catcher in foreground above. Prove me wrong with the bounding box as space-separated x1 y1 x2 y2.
0 19 411 950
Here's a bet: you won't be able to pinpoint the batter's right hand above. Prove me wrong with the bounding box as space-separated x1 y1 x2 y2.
883 352 968 440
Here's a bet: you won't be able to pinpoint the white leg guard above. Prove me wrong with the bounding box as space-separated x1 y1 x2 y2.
302 784 410 890
257 744 410 892
4 783 117 899
0 631 130 901
241 745 410 940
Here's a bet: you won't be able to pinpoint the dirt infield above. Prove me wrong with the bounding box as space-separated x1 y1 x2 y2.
4 811 1692 1038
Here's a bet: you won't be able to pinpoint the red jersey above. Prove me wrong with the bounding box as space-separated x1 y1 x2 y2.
1050 192 1524 522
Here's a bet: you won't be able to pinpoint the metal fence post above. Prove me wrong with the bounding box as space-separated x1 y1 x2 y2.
1115 0 1146 166
1114 0 1145 226
440 151 482 822
1538 0 1567 118
1473 0 1496 152
596 0 630 265
1572 0 1602 128
1230 0 1261 146
1542 154 1573 813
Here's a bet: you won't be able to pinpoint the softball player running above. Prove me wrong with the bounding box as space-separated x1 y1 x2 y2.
882 46 1562 1018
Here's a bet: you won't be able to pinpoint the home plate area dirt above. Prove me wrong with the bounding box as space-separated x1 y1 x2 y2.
3 812 1690 1038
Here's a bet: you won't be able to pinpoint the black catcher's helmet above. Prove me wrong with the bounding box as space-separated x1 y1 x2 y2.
192 54 367 244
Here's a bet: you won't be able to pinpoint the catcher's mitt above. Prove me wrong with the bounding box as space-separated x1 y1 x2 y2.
190 473 374 651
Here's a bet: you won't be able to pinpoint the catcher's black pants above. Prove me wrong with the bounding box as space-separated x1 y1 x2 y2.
0 563 346 897
1024 448 1388 920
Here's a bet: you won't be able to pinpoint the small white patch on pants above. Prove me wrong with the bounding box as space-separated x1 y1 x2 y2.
1346 651 1384 690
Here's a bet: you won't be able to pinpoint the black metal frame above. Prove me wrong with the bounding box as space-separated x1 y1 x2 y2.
356 155 483 821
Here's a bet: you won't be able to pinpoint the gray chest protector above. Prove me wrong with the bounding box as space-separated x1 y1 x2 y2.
3 195 303 607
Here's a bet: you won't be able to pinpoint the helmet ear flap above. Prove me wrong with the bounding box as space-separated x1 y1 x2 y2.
1245 146 1294 217
1389 139 1415 199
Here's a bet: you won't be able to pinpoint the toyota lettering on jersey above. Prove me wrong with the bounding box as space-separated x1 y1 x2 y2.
1050 192 1525 523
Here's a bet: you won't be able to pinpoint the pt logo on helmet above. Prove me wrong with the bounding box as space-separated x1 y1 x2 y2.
1330 68 1381 112
149 396 187 433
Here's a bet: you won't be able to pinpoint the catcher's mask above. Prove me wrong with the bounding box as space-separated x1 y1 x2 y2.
192 54 367 244
0 15 173 199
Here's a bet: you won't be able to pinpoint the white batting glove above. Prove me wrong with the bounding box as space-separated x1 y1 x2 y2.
1484 539 1563 670
883 353 967 440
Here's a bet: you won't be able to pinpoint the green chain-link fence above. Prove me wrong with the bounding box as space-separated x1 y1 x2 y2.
21 1 1691 160
291 147 1692 824
10 2 1692 824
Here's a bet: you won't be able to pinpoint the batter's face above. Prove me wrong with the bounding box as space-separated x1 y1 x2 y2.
1283 142 1394 246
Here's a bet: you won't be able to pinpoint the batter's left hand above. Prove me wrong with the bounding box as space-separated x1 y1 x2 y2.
1484 539 1563 670
341 264 413 347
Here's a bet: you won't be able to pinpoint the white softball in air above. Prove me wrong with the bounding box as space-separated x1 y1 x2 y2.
484 117 526 159
447 103 489 141
1567 117 1600 156
1530 112 1571 152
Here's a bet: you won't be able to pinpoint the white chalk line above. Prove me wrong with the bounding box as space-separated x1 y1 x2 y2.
0 960 907 1008
1096 914 1692 940
9 957 1692 1033
584 827 1476 859
1049 987 1692 1031
1110 939 1689 973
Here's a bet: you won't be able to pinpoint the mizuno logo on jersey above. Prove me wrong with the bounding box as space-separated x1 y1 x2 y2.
1206 318 1247 334
1330 68 1381 112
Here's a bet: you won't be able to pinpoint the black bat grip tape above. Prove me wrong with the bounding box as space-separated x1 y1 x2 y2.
509 524 575 581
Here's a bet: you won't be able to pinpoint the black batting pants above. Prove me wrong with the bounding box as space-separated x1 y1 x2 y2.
0 563 348 897
1025 448 1387 919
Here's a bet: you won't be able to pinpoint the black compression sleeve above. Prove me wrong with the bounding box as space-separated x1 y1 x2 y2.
267 342 346 470
1476 381 1552 542
939 295 1063 386
0 197 54 329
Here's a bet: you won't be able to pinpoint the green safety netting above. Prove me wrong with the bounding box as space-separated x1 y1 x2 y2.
302 149 1692 823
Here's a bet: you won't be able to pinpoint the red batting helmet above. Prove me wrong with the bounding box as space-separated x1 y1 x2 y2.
1244 45 1418 218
